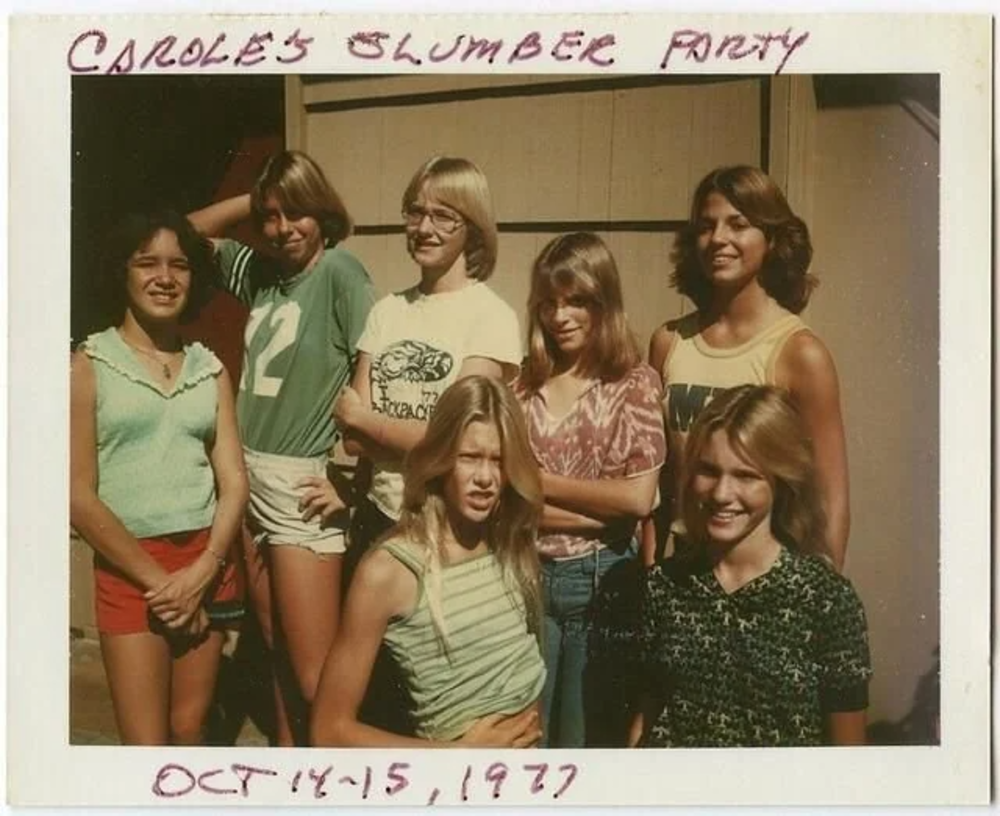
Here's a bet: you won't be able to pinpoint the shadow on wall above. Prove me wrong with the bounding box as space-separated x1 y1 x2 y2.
867 647 940 746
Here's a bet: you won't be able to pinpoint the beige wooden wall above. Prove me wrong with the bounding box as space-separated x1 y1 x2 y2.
290 73 940 735
291 74 763 344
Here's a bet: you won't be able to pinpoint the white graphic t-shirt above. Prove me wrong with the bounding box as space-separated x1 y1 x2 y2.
358 281 522 519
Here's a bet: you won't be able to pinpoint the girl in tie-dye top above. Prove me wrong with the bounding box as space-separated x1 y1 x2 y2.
515 233 666 747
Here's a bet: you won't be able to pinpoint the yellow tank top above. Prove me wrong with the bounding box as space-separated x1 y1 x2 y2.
661 311 808 529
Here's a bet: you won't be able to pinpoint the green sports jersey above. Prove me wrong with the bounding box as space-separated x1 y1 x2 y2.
216 238 375 457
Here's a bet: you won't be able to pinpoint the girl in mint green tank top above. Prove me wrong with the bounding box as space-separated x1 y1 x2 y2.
70 211 248 745
312 376 546 747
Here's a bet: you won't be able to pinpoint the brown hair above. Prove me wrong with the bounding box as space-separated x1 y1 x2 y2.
672 166 816 313
521 232 640 392
102 210 216 324
250 150 353 246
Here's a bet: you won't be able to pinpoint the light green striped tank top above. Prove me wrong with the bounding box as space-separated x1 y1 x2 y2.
381 540 545 741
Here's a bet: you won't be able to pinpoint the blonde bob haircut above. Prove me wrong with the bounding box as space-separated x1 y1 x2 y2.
681 384 830 561
397 375 543 647
521 232 640 392
250 150 353 246
401 156 498 281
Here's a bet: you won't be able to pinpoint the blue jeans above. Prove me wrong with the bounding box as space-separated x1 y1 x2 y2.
540 546 634 747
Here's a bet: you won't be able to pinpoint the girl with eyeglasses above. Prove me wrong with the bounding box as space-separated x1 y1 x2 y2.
334 156 521 563
332 155 522 734
188 150 376 745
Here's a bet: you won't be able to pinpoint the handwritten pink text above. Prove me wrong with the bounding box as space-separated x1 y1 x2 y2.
346 30 616 67
67 28 313 74
660 27 810 75
151 759 580 804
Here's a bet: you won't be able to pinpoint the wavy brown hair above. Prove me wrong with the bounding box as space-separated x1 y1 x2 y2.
395 375 543 647
671 166 816 313
521 232 640 392
401 156 498 281
102 210 216 324
681 384 829 560
250 150 353 246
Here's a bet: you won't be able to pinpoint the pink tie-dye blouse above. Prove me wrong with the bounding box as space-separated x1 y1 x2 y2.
517 363 666 560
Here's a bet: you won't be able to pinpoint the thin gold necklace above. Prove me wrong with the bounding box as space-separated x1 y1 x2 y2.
117 330 182 380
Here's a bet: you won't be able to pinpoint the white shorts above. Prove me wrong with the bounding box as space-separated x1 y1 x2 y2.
243 447 347 556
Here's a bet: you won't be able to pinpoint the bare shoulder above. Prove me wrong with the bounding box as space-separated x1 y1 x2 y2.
69 348 96 390
352 543 420 619
778 330 839 384
215 364 235 393
648 322 678 373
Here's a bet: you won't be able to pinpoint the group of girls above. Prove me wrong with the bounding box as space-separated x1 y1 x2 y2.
70 148 871 749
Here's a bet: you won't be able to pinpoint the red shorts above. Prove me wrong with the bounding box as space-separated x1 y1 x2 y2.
94 528 243 636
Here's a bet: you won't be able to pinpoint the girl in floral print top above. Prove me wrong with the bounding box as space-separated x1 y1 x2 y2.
630 385 871 748
515 232 666 747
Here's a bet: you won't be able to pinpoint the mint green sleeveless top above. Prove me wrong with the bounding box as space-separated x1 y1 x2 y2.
381 540 546 741
83 328 222 538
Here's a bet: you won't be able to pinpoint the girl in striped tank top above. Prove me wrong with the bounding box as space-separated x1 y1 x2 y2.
645 166 850 571
311 376 545 747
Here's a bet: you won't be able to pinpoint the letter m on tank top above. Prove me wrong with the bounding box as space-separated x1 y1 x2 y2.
667 384 726 432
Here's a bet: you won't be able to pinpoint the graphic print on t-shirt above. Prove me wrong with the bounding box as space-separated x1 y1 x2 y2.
240 301 303 398
666 383 727 432
371 339 454 422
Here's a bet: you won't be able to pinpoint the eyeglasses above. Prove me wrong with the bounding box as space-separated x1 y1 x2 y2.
402 205 466 235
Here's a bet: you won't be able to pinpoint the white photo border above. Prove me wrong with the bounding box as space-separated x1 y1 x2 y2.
6 11 992 808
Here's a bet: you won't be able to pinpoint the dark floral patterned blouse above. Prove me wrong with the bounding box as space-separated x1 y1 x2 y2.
639 546 872 747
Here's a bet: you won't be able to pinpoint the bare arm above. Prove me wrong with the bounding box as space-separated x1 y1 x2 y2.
639 517 658 568
311 548 540 748
187 193 252 238
826 710 867 745
628 692 666 747
775 332 851 570
337 356 505 460
540 358 664 524
69 352 169 592
311 548 433 747
541 469 660 520
204 368 250 559
541 503 609 534
642 324 677 566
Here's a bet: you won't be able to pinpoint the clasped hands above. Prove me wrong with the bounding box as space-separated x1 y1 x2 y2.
144 554 219 638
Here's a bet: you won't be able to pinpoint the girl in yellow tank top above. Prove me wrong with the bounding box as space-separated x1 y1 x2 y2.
646 166 850 571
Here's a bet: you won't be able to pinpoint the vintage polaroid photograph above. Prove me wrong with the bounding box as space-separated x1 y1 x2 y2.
6 11 992 809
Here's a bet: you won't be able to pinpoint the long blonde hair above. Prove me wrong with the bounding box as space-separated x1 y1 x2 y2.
395 376 543 647
681 384 829 559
